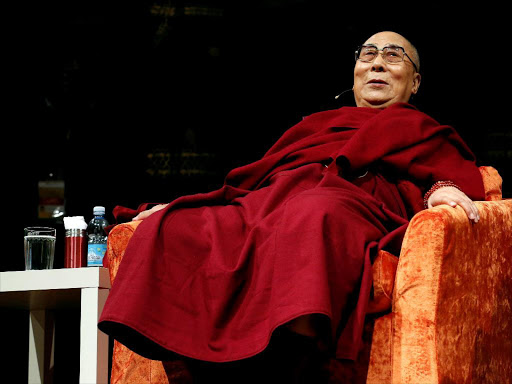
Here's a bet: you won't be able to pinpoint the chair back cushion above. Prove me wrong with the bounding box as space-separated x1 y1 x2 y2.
479 166 502 201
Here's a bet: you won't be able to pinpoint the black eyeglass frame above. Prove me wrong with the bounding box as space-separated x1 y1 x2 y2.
355 44 419 73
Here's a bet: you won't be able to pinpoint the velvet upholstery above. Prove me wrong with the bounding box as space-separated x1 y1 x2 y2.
479 166 502 201
366 250 398 315
103 166 511 383
106 221 166 384
368 199 512 384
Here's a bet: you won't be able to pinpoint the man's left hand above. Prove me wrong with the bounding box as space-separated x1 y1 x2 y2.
427 186 480 223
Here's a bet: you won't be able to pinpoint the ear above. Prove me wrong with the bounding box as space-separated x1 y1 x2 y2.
411 72 421 95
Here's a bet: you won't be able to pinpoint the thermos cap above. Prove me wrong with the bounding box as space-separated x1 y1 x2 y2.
63 216 87 230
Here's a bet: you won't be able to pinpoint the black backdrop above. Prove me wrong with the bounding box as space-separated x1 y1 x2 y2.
2 2 510 381
6 1 510 271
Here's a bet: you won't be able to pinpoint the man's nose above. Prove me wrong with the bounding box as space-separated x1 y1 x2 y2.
371 54 386 72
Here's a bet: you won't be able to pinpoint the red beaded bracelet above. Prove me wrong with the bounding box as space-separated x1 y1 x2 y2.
423 181 461 209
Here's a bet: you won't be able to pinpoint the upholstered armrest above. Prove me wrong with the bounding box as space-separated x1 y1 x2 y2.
390 200 512 384
106 221 141 285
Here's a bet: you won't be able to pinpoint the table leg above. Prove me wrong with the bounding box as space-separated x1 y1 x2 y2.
79 287 109 384
28 310 55 384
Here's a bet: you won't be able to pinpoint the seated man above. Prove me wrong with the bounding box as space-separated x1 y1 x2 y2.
98 31 484 383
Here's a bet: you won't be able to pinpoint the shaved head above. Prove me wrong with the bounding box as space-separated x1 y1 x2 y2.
364 31 420 72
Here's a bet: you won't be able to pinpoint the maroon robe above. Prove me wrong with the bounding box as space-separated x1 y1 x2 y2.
98 103 484 362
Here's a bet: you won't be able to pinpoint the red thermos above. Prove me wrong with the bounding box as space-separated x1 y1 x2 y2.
65 229 87 268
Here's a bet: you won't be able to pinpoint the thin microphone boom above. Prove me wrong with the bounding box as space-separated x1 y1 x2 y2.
334 88 353 100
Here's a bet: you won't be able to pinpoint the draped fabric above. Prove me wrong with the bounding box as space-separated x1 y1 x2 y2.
98 103 484 363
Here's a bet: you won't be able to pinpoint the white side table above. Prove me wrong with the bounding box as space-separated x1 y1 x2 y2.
0 267 111 384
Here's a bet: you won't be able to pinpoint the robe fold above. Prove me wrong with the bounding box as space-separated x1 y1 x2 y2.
98 103 485 363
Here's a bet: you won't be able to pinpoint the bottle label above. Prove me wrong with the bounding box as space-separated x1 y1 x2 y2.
88 243 107 266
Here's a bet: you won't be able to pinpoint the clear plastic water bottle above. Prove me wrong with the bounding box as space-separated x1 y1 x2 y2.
87 206 109 267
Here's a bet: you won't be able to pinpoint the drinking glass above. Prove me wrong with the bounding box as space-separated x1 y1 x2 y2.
24 227 56 270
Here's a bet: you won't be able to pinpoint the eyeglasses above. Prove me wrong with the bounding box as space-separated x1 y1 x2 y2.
355 44 418 73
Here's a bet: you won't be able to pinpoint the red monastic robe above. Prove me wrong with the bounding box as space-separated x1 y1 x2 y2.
98 103 485 362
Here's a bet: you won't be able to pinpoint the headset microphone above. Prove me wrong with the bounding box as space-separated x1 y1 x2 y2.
334 87 354 100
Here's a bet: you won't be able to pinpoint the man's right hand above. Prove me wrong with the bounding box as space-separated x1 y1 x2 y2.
132 204 168 221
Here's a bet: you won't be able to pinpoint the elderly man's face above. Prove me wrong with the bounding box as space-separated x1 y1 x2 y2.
353 32 421 108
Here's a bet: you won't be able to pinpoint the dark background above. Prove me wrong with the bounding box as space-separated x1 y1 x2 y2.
2 2 510 382
6 1 510 272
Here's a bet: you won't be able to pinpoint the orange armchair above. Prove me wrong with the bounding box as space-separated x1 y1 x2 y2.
103 166 512 384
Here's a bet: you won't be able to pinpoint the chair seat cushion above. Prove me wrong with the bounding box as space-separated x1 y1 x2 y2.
367 250 398 314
